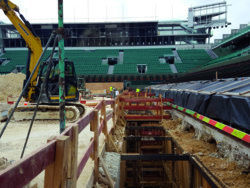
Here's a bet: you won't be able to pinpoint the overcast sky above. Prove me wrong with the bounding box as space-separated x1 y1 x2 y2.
0 0 249 42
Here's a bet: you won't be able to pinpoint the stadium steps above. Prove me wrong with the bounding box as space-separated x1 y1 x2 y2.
172 50 182 63
108 65 114 74
169 64 178 73
205 49 218 59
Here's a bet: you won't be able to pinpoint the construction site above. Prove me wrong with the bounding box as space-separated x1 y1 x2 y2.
0 0 250 188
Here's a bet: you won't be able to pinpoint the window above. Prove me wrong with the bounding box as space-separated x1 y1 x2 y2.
137 64 147 74
164 56 175 64
107 57 118 65
15 65 25 72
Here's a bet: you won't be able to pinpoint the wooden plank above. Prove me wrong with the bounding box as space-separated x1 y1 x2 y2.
123 105 172 110
105 99 115 105
194 168 202 188
108 134 119 153
163 161 172 181
68 125 78 188
111 101 116 127
77 110 94 133
139 180 168 185
202 177 211 188
99 156 114 188
140 161 163 166
94 101 103 111
0 140 56 188
98 118 105 136
165 140 171 154
183 161 191 188
134 167 164 172
52 136 70 188
140 145 163 149
44 137 57 188
175 161 180 187
179 161 184 187
120 98 173 103
125 115 171 120
101 101 108 137
119 161 126 188
101 101 112 152
122 139 127 153
85 102 98 107
92 110 99 184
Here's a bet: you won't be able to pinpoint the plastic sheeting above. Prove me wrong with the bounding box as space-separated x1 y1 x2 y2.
150 78 250 132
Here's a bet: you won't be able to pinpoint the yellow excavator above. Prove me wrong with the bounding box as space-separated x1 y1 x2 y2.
0 0 85 121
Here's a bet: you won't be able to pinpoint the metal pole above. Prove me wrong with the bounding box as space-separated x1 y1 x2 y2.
20 36 59 158
58 0 65 133
0 32 55 139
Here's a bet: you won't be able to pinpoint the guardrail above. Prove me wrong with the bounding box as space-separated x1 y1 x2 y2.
0 99 116 188
118 93 173 121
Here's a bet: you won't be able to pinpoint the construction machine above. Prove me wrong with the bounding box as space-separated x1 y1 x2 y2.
0 0 85 121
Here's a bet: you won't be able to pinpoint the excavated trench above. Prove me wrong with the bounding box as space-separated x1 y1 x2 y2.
117 119 226 188
105 109 249 188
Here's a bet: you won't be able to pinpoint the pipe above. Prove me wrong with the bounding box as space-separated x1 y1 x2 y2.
0 31 56 139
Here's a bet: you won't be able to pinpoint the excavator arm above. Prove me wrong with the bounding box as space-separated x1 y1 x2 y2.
0 0 43 101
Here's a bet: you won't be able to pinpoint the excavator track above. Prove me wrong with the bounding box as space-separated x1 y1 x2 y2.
9 103 85 122
66 102 85 118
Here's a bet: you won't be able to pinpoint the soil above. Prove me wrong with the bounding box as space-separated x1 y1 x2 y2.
0 73 25 102
162 119 250 188
0 73 123 102
86 82 123 93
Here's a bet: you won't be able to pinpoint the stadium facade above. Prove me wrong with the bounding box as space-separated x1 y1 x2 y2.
0 1 249 83
0 1 249 131
0 2 229 48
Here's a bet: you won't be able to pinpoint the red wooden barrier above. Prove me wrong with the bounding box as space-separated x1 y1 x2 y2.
0 99 115 188
77 110 95 133
125 115 171 120
123 106 172 110
120 97 173 103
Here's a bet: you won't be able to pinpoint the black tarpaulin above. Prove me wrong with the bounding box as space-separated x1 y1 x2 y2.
150 78 250 132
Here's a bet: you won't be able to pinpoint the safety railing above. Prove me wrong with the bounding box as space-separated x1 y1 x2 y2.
0 99 116 188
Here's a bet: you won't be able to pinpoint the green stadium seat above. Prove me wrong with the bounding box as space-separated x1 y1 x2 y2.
176 49 212 72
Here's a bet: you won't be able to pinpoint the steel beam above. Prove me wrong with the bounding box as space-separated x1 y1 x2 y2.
121 154 190 161
124 136 171 141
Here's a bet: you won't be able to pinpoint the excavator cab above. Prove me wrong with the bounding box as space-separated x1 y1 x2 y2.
37 59 79 103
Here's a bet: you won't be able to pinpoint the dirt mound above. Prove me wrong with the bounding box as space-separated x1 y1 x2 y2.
86 82 123 93
0 73 25 102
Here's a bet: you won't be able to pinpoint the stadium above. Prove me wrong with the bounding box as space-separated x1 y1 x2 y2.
0 0 249 187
